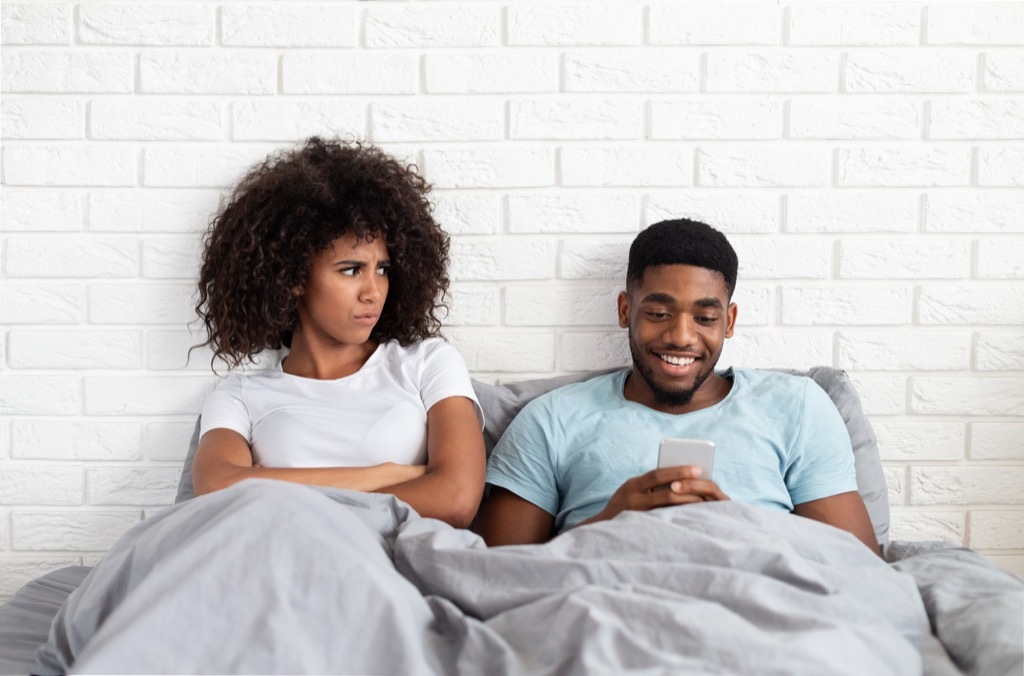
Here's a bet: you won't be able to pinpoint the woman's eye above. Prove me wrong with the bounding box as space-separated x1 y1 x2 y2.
377 265 389 276
340 267 358 277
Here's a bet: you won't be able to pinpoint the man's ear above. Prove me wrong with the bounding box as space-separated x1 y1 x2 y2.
617 290 630 328
725 302 738 338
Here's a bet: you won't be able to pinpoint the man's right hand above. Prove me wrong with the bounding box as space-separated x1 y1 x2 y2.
580 466 730 527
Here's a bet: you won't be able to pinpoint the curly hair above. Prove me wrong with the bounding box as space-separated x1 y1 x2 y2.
194 137 450 370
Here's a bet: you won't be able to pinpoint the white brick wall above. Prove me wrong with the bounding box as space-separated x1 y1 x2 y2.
2 1 1022 599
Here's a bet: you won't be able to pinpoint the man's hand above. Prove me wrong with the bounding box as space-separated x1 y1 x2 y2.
579 465 730 528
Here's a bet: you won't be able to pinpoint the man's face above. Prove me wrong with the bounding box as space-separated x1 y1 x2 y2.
617 264 737 412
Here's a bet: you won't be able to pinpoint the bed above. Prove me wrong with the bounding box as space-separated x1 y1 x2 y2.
1 367 1021 674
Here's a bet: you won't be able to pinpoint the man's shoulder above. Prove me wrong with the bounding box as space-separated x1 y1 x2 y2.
519 369 626 418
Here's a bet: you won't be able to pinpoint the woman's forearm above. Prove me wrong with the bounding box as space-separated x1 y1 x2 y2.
193 462 425 497
375 464 485 528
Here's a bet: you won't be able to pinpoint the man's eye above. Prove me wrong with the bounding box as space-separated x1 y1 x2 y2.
696 316 718 324
646 311 669 320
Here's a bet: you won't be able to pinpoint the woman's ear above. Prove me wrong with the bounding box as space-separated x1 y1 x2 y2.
291 286 303 297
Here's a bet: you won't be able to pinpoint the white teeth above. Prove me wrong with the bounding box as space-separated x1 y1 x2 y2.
660 354 695 366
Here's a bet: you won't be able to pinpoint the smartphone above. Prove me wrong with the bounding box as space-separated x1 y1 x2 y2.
657 438 715 479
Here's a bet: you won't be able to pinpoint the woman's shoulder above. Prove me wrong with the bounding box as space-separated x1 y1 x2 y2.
380 337 464 366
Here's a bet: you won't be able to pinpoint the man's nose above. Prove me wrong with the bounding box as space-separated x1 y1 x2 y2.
665 316 695 346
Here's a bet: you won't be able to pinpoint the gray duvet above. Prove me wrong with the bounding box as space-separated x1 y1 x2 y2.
35 480 1023 675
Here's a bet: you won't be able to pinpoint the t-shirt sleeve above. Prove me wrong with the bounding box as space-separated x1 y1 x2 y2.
485 397 561 517
785 379 859 505
199 375 251 442
418 339 484 428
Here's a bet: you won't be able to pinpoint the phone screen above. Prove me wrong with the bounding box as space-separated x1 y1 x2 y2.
657 438 715 479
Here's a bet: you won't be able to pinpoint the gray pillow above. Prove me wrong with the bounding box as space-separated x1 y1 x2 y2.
175 366 889 545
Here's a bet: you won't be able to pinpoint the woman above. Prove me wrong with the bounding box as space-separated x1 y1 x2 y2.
190 137 485 527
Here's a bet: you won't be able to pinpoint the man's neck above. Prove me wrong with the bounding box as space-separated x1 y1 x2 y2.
623 368 734 415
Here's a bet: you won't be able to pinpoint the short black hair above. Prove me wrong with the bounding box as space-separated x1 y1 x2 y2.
626 219 738 297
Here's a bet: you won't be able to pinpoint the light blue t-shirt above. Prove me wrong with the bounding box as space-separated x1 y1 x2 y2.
486 368 858 534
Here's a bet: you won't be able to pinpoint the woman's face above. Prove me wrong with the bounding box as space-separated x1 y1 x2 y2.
296 232 390 348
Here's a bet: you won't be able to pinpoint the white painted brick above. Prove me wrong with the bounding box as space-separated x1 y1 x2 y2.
924 191 1024 233
706 52 839 93
507 193 640 234
141 52 275 95
786 192 917 233
884 466 907 504
449 240 555 281
365 3 499 47
1 97 83 139
88 283 196 324
146 421 196 462
645 192 780 234
444 286 500 327
984 51 1024 92
142 237 201 279
977 238 1024 279
148 330 215 371
698 146 830 187
781 286 913 325
1 3 70 44
919 284 1024 325
836 147 970 187
649 3 779 45
888 510 965 543
838 238 970 279
650 98 782 140
3 145 135 186
510 99 640 140
729 287 773 327
12 511 140 551
283 52 416 94
91 99 224 141
911 466 1024 505
560 331 628 371
12 420 142 461
233 100 363 141
89 189 220 233
9 329 141 369
845 51 975 93
789 98 920 139
423 148 554 189
874 422 965 462
0 466 83 505
976 332 1024 370
0 557 84 601
3 189 83 232
564 49 699 92
971 422 1024 461
80 3 213 45
562 146 692 187
449 330 555 373
731 237 831 279
373 99 502 142
718 332 832 370
424 53 558 93
559 238 631 280
838 331 971 371
850 375 907 416
969 511 1024 549
911 377 1024 416
508 4 640 46
143 145 274 188
84 375 213 415
5 235 138 278
504 286 620 327
1 50 132 93
88 467 180 506
930 100 1024 139
0 283 83 324
789 3 920 45
978 147 1024 186
928 3 1024 45
0 376 78 415
430 193 500 235
222 3 358 47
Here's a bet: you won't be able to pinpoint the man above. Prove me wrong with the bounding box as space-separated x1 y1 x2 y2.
475 219 880 554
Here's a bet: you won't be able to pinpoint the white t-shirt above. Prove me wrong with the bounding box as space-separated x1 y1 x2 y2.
200 338 482 468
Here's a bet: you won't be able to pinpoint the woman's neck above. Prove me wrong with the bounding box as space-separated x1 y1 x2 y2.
282 334 379 380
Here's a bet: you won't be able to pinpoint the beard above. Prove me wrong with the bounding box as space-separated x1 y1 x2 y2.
628 334 714 408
